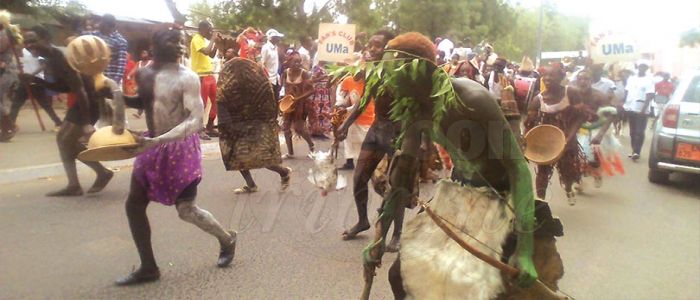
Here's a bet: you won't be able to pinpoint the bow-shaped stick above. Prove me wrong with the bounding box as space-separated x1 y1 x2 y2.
419 201 568 300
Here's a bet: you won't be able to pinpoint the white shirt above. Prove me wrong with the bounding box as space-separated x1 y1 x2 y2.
592 77 615 94
624 74 655 113
437 39 454 57
298 46 311 70
20 48 41 76
487 71 503 99
452 47 472 60
260 41 280 85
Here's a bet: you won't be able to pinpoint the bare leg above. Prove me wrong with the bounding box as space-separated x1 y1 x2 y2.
47 122 84 196
176 199 233 246
389 256 407 299
282 113 294 156
342 147 385 240
293 119 315 153
535 164 553 200
267 165 292 190
234 170 259 194
175 193 236 267
239 170 257 188
76 140 114 194
116 177 160 285
386 207 405 253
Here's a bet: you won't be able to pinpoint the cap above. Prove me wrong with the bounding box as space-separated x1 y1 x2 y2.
266 29 284 38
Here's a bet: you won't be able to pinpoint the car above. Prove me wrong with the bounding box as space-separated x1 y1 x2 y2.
648 70 700 183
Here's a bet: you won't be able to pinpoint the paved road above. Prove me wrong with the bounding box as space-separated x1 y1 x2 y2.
0 138 698 299
0 107 151 170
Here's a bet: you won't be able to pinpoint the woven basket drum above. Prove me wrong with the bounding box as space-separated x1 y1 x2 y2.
279 94 296 113
523 124 566 165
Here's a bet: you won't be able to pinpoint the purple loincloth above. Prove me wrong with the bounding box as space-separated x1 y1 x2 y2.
132 133 202 206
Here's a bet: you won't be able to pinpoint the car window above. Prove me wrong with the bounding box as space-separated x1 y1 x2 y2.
682 76 700 103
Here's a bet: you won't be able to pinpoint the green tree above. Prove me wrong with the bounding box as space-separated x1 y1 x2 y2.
185 0 588 61
680 27 700 47
189 0 335 42
491 3 589 61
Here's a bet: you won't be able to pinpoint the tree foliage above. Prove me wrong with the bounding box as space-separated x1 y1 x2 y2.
3 0 87 16
186 0 588 61
494 3 589 60
189 0 335 40
680 28 700 47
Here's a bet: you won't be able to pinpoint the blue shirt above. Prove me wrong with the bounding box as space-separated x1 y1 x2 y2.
83 30 128 83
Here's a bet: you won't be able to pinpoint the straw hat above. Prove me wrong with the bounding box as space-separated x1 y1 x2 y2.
523 124 566 165
78 126 139 162
520 56 534 72
279 94 296 113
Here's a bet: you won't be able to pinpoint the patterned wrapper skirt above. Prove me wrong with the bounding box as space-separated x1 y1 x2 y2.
132 133 202 206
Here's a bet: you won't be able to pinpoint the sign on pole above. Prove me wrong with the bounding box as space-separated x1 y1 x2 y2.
317 23 356 63
588 29 641 64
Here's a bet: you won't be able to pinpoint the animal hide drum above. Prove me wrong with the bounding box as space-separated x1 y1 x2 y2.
400 180 513 300
217 58 282 170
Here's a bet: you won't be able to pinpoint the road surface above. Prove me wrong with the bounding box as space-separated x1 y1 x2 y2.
1 138 698 299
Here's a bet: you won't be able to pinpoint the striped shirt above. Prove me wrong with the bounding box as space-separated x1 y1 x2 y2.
83 30 128 83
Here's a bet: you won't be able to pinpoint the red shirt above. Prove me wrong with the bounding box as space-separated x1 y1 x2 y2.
655 81 674 97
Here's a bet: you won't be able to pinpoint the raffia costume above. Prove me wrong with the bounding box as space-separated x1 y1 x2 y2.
327 33 566 299
216 58 282 170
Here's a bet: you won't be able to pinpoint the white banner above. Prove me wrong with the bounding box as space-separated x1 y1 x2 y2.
588 30 641 64
317 23 356 63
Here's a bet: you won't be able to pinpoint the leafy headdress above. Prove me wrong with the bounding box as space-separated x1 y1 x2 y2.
327 32 477 175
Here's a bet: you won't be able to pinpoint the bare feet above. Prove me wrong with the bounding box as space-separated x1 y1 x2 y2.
341 221 371 240
46 186 84 197
217 231 237 268
87 170 114 194
115 266 160 286
386 236 401 253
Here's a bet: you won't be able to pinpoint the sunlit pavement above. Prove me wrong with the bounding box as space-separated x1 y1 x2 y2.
0 135 698 299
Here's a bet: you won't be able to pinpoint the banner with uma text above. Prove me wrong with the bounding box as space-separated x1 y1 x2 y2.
317 23 356 63
588 29 641 64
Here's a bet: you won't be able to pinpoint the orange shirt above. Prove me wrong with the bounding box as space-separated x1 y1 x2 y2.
341 77 375 126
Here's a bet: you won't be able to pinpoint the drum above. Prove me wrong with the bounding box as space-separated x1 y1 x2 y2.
78 126 139 161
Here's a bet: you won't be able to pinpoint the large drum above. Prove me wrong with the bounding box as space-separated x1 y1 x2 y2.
217 58 282 170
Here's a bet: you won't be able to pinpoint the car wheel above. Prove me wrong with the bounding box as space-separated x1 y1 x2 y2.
648 168 670 184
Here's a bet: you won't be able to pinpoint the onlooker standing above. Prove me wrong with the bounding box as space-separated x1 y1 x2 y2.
436 36 454 58
125 50 152 118
236 27 259 61
261 29 284 100
190 20 221 139
86 14 128 84
335 76 374 170
11 48 63 129
654 72 675 110
623 61 655 161
590 64 616 102
298 36 313 70
223 47 236 63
